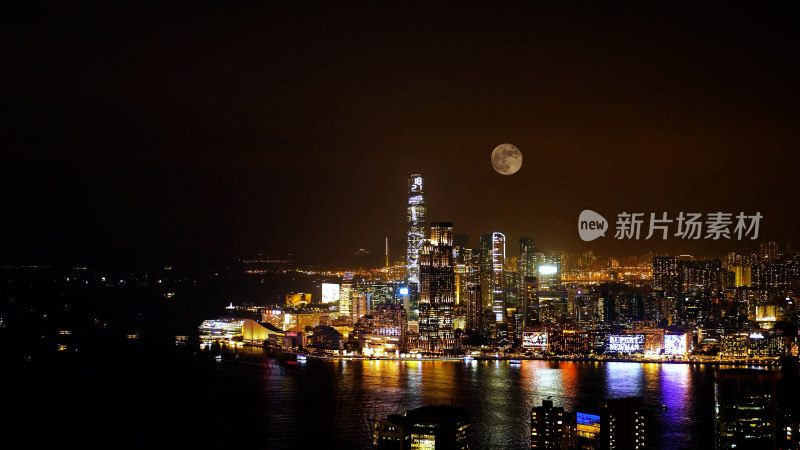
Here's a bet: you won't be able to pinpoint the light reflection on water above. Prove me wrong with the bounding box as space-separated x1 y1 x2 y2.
243 357 715 449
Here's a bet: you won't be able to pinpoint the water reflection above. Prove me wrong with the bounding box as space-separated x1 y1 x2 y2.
605 362 645 398
241 357 715 449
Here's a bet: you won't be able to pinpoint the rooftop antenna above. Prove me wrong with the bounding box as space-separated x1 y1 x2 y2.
385 236 389 270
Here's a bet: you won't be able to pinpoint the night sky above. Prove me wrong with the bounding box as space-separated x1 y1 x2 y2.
2 2 799 265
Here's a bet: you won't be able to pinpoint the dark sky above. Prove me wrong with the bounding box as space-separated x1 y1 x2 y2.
2 2 799 265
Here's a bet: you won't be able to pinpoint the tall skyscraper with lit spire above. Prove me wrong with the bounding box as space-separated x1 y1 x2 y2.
406 173 426 296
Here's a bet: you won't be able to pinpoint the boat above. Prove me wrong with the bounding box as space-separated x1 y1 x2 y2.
509 359 522 365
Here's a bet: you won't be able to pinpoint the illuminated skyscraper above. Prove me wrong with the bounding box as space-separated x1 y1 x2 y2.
419 222 458 355
536 253 561 291
406 173 426 297
480 232 506 322
465 283 482 333
522 276 538 326
339 272 354 321
518 237 538 292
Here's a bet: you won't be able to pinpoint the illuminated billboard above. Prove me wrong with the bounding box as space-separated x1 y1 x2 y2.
538 265 558 275
664 334 688 355
321 283 340 303
606 334 645 353
522 332 548 349
576 412 601 439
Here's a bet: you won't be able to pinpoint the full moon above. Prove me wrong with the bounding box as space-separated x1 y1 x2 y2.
491 143 523 175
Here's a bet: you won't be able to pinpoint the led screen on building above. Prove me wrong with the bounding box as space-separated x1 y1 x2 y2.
606 334 645 353
576 412 601 439
664 334 688 355
321 283 340 303
522 331 548 349
538 265 558 275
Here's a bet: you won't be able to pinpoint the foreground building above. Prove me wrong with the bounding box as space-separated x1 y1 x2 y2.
373 405 470 449
715 368 780 449
531 400 577 449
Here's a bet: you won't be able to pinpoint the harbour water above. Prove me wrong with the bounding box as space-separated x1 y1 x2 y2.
7 345 794 449
224 351 720 449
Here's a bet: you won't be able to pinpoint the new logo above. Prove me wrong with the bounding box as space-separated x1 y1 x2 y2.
578 210 608 241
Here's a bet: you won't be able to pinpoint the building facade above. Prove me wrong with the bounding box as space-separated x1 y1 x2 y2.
406 173 427 299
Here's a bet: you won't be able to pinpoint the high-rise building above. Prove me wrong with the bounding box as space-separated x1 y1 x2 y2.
419 222 459 355
530 400 577 449
522 276 538 326
480 232 506 322
406 173 427 299
465 283 483 333
351 292 370 321
536 253 561 291
715 368 780 449
680 259 723 292
519 237 538 292
575 397 650 449
653 256 680 297
339 272 354 321
368 304 408 352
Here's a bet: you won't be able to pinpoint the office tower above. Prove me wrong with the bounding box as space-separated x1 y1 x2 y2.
406 173 427 297
370 304 408 352
339 272 354 320
531 400 577 449
715 368 780 449
522 276 538 326
361 283 395 308
372 304 408 332
480 232 506 322
373 405 471 450
505 260 519 313
652 256 680 297
537 253 561 291
519 237 538 292
465 283 482 333
352 292 370 321
455 246 480 309
419 222 458 355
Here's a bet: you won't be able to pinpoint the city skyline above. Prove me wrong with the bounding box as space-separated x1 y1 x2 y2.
4 3 800 449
